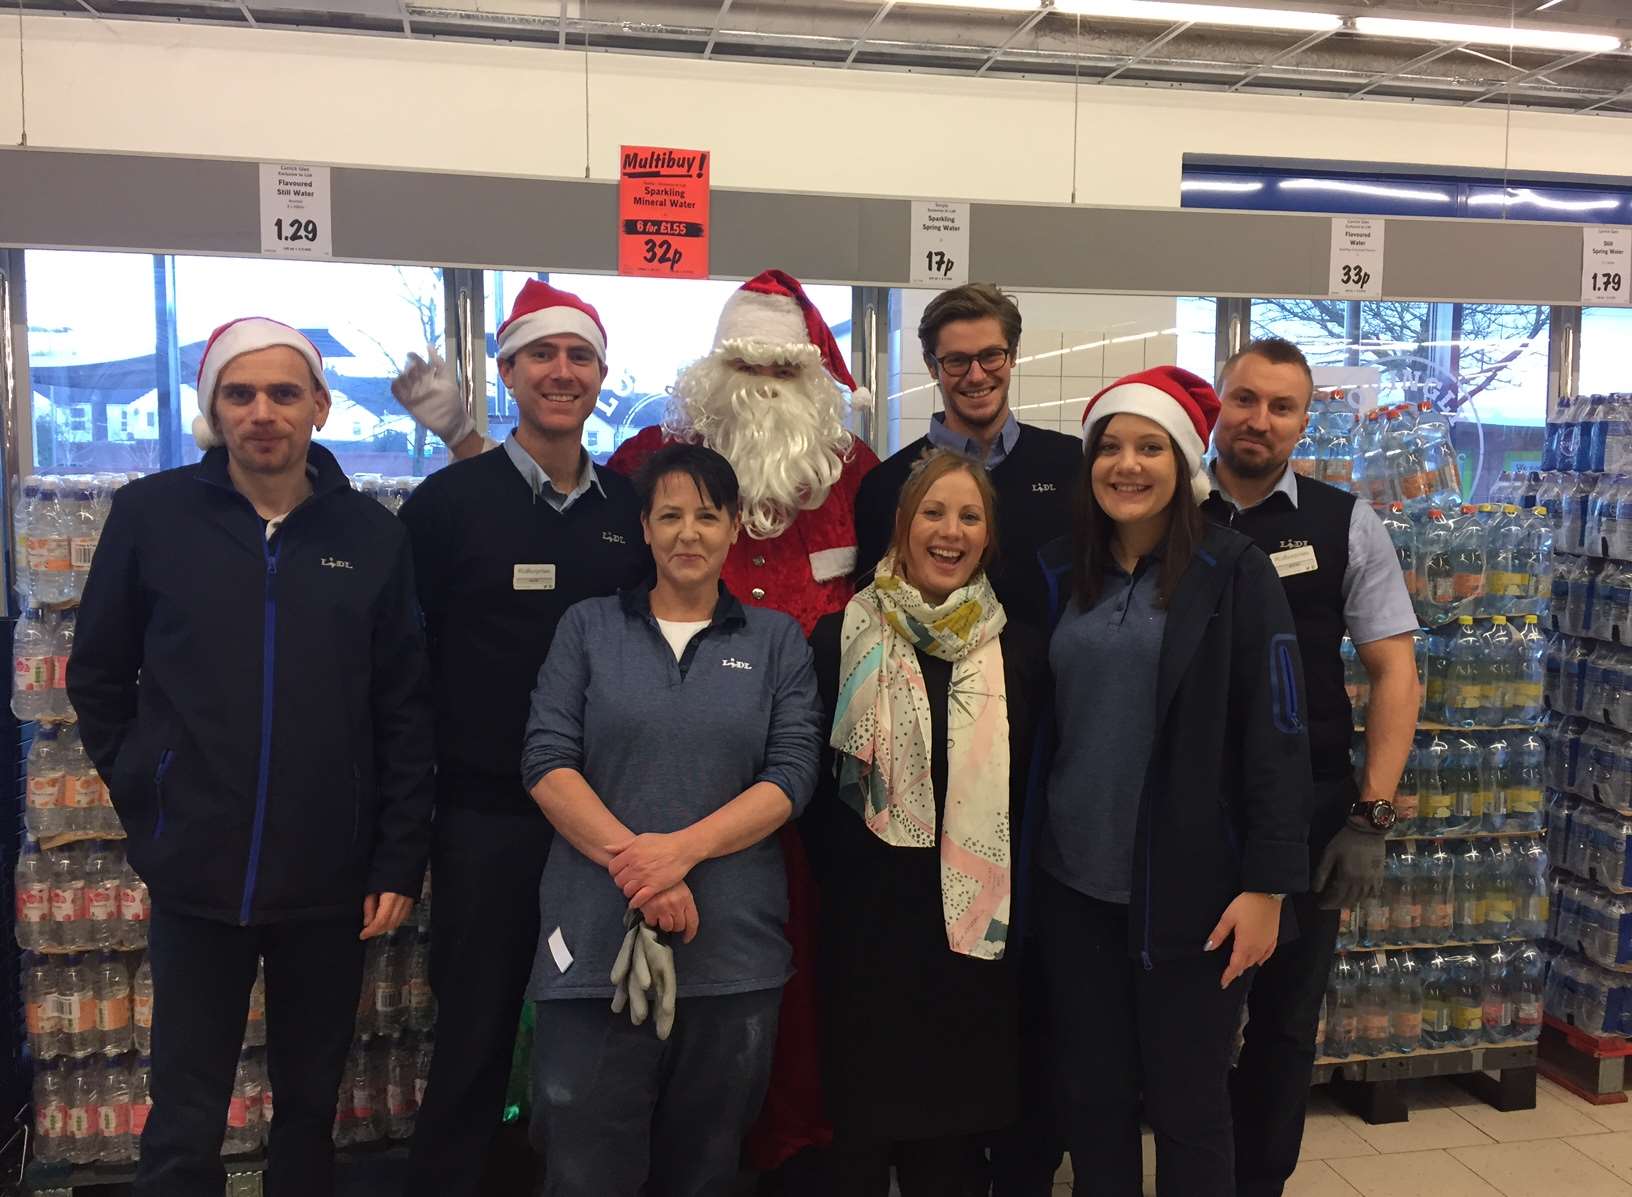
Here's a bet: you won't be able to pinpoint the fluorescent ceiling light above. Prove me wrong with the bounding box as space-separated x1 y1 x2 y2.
1280 178 1452 202
1055 1 1342 32
1354 17 1622 54
1181 180 1266 193
888 0 1043 12
1468 188 1622 214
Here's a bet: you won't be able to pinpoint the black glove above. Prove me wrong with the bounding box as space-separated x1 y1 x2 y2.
1313 824 1387 911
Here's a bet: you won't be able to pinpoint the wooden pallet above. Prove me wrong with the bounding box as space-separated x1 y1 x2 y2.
1538 1015 1632 1105
1312 1041 1539 1124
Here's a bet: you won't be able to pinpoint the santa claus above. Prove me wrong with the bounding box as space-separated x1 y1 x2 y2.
609 270 877 633
393 269 878 1172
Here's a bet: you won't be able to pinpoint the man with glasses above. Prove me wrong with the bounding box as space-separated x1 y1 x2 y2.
854 283 1081 631
850 283 1079 1197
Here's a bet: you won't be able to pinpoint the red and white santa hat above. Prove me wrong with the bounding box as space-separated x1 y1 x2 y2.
193 317 325 450
495 280 608 365
1080 366 1221 504
713 269 870 408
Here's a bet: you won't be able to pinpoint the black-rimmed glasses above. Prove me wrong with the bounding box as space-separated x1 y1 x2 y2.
930 346 1011 377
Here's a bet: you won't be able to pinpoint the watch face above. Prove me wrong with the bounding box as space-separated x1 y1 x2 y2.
1370 801 1397 830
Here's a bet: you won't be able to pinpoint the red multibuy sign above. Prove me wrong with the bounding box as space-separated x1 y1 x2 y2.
617 145 710 279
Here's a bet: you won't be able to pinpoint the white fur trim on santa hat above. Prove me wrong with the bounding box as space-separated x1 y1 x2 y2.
1082 381 1212 504
194 318 325 450
714 288 807 351
496 308 607 365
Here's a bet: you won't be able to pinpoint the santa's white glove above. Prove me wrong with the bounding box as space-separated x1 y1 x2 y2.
391 350 474 447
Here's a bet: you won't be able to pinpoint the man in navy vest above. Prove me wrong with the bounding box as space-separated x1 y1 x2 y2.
1203 338 1418 1197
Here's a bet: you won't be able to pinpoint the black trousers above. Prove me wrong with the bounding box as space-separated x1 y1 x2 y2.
1230 777 1352 1197
987 943 1066 1197
406 803 553 1197
829 1133 990 1197
531 990 782 1197
1038 871 1250 1197
134 903 363 1197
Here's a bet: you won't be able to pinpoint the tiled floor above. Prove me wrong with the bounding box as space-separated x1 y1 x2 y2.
1036 1076 1632 1197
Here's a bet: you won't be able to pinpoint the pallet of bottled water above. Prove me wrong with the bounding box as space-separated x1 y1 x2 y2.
1547 716 1632 816
1552 555 1632 645
1552 875 1632 970
1319 940 1545 1060
1386 730 1547 837
1544 951 1632 1038
1340 838 1549 951
1545 789 1632 896
1542 636 1632 731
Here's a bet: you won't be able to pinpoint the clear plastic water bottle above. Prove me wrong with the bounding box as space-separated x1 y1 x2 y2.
29 484 74 605
1450 735 1487 834
1481 944 1515 1043
1352 409 1386 506
224 1049 264 1156
60 953 98 1059
1417 509 1457 627
131 1054 153 1148
1420 733 1454 834
1292 421 1319 478
1515 841 1550 939
1391 951 1424 1054
132 957 154 1056
1453 841 1486 940
94 952 132 1057
24 724 66 842
1343 634 1369 725
25 952 61 1058
387 1036 416 1140
1359 875 1391 949
1386 843 1421 946
83 844 120 951
1508 731 1546 832
96 1056 132 1163
1510 616 1547 726
349 1040 379 1145
65 1056 100 1164
1448 950 1485 1048
1445 618 1486 729
49 845 87 953
1422 842 1454 944
48 608 75 722
1395 741 1421 837
1484 841 1516 942
1381 502 1419 605
407 931 435 1033
1384 409 1430 509
245 960 267 1048
1326 955 1359 1058
1421 949 1452 1049
1414 402 1460 506
117 858 150 950
1323 404 1355 492
1482 735 1510 833
34 1058 68 1164
69 484 101 601
414 1032 435 1112
16 841 51 952
1510 942 1545 1043
14 607 57 723
1481 617 1517 727
375 937 405 1037
1488 506 1533 615
1450 506 1486 619
1357 952 1392 1057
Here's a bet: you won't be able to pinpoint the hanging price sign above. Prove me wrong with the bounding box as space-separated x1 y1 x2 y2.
1328 217 1385 300
910 201 970 286
259 163 333 259
1582 226 1631 307
617 146 710 279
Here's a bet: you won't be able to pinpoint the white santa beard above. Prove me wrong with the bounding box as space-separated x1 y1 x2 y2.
667 354 851 540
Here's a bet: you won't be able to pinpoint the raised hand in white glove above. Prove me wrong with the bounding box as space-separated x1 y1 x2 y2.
390 350 474 448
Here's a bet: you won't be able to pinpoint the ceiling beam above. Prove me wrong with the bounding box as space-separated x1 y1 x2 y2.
975 5 1052 77
844 1 896 68
1462 48 1605 106
1578 82 1632 115
1226 27 1337 93
1099 20 1191 84
702 0 733 59
1349 42 1466 99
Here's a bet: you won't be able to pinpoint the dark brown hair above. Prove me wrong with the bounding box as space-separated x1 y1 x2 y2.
884 448 1000 583
1071 422 1205 610
1220 337 1314 406
917 283 1022 366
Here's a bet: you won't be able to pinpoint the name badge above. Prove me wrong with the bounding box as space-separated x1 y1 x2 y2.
1269 545 1319 578
513 564 557 591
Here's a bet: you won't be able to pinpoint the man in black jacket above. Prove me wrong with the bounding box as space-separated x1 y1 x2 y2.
68 318 435 1197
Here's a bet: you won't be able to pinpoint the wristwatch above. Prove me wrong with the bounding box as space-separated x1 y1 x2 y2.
1350 798 1397 832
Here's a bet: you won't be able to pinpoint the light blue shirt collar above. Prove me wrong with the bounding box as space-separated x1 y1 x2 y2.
1207 458 1300 512
927 410 1022 468
503 433 604 512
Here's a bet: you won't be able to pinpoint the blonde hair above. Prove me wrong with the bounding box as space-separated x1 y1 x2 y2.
884 448 1000 579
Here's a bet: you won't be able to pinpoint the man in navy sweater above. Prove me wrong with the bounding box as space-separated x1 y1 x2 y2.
69 318 435 1197
396 281 647 1196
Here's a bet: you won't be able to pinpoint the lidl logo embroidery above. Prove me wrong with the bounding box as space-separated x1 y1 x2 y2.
603 532 628 545
321 557 355 570
721 658 754 671
1032 483 1057 493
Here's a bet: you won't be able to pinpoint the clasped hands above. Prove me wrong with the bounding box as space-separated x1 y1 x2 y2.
605 831 702 944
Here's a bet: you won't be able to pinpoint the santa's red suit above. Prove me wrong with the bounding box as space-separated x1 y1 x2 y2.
610 270 877 1170
609 425 876 635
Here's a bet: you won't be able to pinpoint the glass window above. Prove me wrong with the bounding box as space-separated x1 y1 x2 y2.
1581 307 1632 397
484 272 853 462
25 250 451 479
1250 299 1548 497
888 288 1195 455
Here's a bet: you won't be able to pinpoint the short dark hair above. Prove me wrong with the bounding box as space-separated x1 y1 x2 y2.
633 443 741 517
918 283 1022 366
1220 337 1314 403
1071 423 1206 611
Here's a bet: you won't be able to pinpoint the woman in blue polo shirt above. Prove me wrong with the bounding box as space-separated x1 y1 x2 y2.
520 442 824 1197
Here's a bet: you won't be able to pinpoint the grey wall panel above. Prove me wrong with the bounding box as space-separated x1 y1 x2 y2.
969 203 1329 297
0 147 1594 305
0 149 257 254
332 167 618 270
1381 218 1582 305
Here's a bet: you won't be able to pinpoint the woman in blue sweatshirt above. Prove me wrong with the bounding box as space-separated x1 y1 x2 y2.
1034 367 1311 1197
521 443 824 1197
